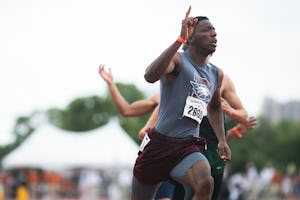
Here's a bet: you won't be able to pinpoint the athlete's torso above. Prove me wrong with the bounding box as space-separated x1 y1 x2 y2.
155 50 219 138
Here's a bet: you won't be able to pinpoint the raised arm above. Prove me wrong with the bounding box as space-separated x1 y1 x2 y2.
207 69 231 161
221 74 248 124
98 64 159 117
144 6 198 83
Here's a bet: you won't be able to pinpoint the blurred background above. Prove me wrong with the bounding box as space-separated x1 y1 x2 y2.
0 83 299 200
1 0 300 199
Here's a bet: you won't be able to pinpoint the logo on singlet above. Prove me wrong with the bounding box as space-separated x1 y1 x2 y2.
190 73 212 103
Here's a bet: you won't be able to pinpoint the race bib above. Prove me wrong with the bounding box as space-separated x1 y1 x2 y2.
182 96 207 124
139 134 150 152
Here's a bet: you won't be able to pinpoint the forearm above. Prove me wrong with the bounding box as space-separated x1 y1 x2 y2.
144 39 182 83
107 83 131 116
208 104 226 143
227 108 248 124
226 125 243 141
138 106 159 140
145 106 159 129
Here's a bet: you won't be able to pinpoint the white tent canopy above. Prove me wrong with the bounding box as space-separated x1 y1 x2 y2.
2 119 139 170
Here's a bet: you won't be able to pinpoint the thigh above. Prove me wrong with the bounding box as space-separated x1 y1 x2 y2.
185 159 211 188
131 176 158 200
170 152 208 184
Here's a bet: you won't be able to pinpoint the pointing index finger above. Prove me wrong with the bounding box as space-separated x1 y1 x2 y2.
185 5 191 19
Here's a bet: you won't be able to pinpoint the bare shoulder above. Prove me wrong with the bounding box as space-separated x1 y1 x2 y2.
217 68 224 88
222 73 236 92
162 52 183 83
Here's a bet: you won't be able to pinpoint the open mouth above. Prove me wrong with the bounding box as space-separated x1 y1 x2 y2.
212 39 217 47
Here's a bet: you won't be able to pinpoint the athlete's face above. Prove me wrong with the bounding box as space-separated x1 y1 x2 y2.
191 20 217 54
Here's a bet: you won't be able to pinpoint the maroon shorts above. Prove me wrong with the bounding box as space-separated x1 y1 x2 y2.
133 129 206 185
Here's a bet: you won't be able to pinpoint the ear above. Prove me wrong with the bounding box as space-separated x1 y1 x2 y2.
187 34 193 45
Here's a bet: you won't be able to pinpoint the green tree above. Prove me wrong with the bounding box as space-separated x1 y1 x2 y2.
47 96 111 132
227 116 300 174
47 82 149 143
0 113 37 169
274 120 300 170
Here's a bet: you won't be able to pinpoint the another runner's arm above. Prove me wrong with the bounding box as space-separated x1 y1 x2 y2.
226 116 257 141
99 66 159 116
138 105 159 140
208 69 231 161
221 74 248 124
121 97 158 117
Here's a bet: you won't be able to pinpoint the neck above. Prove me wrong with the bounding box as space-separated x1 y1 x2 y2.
188 47 211 66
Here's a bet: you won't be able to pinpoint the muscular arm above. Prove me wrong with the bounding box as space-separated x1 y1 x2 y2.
144 6 196 83
220 74 256 141
144 41 182 83
99 65 159 117
221 74 248 124
207 69 231 160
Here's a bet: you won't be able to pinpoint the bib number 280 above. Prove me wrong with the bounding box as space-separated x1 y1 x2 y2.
187 106 203 119
183 96 207 124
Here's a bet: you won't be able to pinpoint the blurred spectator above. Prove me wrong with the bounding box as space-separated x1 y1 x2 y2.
294 170 300 198
281 163 297 199
15 183 29 200
117 168 132 199
0 175 4 200
78 168 101 200
43 171 62 199
27 169 39 199
228 172 245 200
99 169 112 199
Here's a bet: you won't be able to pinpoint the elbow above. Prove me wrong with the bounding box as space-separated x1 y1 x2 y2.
120 109 139 117
119 112 127 117
144 73 157 83
119 110 131 117
118 109 129 117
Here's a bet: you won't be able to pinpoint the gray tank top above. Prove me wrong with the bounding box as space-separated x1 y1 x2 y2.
155 50 219 138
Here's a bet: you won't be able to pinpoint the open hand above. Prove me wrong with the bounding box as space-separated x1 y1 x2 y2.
98 64 113 85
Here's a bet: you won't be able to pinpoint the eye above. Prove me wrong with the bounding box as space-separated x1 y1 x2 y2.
203 27 211 32
206 27 216 33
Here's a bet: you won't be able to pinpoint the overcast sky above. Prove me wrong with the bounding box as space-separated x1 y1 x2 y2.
1 0 299 144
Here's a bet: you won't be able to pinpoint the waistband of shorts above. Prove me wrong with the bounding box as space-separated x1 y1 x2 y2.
150 129 205 144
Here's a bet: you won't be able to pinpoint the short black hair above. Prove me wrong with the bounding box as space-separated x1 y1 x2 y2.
194 16 209 23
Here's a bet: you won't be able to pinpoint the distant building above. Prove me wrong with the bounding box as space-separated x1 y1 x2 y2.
261 98 300 123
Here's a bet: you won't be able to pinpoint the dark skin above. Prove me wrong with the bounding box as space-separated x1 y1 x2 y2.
143 6 231 200
188 20 217 57
144 6 230 161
